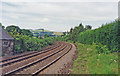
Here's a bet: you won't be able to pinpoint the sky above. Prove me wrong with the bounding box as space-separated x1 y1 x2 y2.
0 0 118 32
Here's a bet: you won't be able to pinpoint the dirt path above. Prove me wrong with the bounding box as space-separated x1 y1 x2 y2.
40 43 78 74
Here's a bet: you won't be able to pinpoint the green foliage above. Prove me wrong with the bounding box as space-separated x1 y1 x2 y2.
77 20 119 52
53 35 69 42
6 25 33 37
85 25 92 30
21 29 33 37
43 20 119 53
0 23 5 29
71 42 118 74
13 34 55 54
54 20 119 74
6 25 21 34
44 34 50 38
95 43 110 54
4 25 55 54
68 23 91 42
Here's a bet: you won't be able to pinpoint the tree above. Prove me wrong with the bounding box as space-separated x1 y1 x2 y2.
85 25 92 30
44 34 50 38
70 28 73 34
63 32 67 36
68 23 85 42
0 23 5 29
77 20 118 52
21 29 33 37
5 25 33 37
6 25 21 35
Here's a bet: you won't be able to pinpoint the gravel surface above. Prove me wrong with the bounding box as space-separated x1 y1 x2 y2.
0 51 37 61
2 42 64 74
0 42 60 66
39 43 78 74
0 42 58 62
16 44 70 74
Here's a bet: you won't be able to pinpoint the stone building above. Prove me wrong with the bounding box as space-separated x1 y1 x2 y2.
0 28 14 56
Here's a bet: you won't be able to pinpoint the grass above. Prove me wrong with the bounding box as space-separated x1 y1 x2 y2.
70 42 118 74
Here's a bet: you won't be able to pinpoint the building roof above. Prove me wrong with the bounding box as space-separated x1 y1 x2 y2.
0 28 14 40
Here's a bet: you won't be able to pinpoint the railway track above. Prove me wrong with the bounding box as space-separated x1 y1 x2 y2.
1 41 72 75
0 41 61 67
0 41 60 63
1 41 64 74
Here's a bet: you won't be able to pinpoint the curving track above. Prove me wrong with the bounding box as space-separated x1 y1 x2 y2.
1 41 72 75
0 41 61 67
0 41 59 63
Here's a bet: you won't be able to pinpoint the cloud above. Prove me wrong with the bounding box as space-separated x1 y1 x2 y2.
1 2 118 32
2 0 119 2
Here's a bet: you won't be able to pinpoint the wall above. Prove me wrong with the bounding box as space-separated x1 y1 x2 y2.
1 39 14 56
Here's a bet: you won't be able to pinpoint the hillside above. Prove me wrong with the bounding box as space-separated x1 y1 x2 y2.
30 29 64 37
30 29 52 33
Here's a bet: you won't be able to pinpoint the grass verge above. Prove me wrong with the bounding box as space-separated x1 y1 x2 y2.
70 42 118 74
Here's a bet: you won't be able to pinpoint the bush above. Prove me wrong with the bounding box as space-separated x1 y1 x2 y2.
14 35 55 54
77 20 119 52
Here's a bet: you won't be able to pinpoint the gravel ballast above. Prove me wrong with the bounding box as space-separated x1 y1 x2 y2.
40 43 78 74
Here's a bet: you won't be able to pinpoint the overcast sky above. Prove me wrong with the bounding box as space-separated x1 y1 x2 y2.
0 1 118 32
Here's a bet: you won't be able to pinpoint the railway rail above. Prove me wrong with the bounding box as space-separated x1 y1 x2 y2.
1 41 73 75
0 41 61 67
1 41 64 74
0 41 60 63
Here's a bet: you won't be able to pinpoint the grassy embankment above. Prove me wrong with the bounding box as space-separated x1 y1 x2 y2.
71 42 118 74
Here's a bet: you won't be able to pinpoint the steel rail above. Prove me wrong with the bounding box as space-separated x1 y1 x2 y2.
3 43 67 75
0 41 59 63
0 41 61 67
32 44 72 75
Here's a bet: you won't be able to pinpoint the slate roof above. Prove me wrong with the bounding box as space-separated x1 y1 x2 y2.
0 27 14 40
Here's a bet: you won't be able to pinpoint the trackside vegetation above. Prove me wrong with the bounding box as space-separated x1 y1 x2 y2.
77 20 119 52
13 35 54 54
0 25 55 55
0 19 119 74
55 20 119 74
67 20 119 53
71 42 118 74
